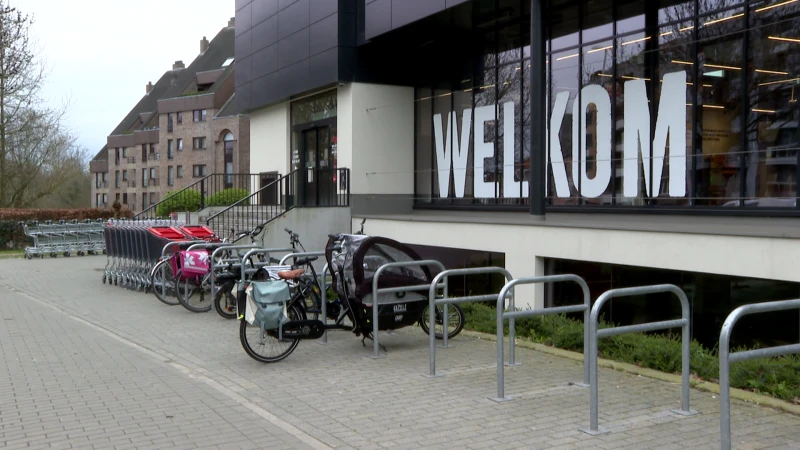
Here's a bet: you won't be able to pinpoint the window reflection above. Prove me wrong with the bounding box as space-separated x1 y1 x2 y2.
412 0 800 210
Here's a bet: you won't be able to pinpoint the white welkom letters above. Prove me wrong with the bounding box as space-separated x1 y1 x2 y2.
434 70 687 199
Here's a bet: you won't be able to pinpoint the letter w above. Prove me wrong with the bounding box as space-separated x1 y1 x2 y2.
433 110 472 198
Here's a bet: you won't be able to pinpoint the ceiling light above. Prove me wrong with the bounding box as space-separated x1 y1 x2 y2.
756 0 799 13
660 31 673 37
556 53 579 61
769 36 800 43
588 45 613 54
622 75 651 81
596 73 613 77
706 63 741 71
758 77 800 86
672 60 693 65
703 104 725 109
704 13 744 26
752 108 777 113
704 70 726 78
680 26 694 32
622 36 650 46
756 69 790 75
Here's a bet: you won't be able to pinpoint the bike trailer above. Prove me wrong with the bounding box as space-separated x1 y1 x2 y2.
326 234 433 334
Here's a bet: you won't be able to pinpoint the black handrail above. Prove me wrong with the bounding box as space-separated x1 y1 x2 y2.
135 173 262 219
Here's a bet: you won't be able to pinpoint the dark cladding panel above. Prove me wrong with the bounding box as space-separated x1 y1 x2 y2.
279 0 300 9
251 14 279 53
309 48 339 87
278 0 310 39
391 0 447 29
252 43 278 76
365 0 391 40
235 29 253 59
311 0 339 23
236 2 252 36
365 0 468 40
310 14 339 56
278 28 310 68
252 0 280 26
236 0 252 12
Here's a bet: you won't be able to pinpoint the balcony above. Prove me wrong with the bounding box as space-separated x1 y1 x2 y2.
148 152 160 162
151 179 160 187
90 160 109 173
128 180 137 188
127 156 136 164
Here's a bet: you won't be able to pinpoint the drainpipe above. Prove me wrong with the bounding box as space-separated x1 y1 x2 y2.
529 0 546 218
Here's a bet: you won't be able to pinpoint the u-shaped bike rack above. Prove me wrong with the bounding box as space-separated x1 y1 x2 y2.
492 274 590 402
719 298 800 450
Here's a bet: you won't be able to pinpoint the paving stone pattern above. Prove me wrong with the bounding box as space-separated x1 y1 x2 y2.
1 257 799 449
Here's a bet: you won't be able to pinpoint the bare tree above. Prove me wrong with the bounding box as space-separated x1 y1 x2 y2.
0 2 84 208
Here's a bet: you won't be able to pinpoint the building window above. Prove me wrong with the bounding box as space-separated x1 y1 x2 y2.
122 170 128 181
114 148 120 165
177 111 183 124
149 143 157 161
149 168 157 180
150 192 156 205
141 144 147 162
177 138 183 151
193 164 207 178
122 147 129 158
177 165 183 178
224 132 235 186
95 173 101 189
193 137 207 149
168 140 174 159
193 110 207 122
131 193 136 207
167 113 174 132
115 171 120 188
96 194 101 207
102 194 108 206
168 166 174 186
142 169 148 187
142 194 147 210
123 193 128 204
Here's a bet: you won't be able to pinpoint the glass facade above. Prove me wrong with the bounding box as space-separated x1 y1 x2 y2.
414 0 800 212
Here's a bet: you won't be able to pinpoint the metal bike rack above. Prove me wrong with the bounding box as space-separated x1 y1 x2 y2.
719 299 800 450
318 263 331 344
278 251 326 266
239 247 296 282
580 284 697 436
209 244 265 296
426 267 514 378
369 260 446 359
492 274 590 402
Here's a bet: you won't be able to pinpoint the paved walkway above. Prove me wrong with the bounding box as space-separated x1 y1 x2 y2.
0 257 798 449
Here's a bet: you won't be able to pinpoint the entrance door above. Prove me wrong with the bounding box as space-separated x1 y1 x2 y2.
300 127 335 206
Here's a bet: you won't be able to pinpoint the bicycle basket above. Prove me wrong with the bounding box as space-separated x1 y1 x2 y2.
178 250 211 276
245 280 291 331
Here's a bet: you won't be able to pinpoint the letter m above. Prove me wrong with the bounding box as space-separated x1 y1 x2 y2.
623 71 687 198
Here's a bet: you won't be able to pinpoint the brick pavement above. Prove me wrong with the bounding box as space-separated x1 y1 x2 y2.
1 256 799 449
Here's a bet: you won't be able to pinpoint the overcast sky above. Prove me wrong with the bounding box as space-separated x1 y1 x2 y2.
20 0 235 157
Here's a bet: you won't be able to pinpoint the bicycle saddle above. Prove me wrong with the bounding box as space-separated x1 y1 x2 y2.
278 269 305 280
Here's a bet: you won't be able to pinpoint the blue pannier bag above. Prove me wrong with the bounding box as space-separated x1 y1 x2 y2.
245 280 291 336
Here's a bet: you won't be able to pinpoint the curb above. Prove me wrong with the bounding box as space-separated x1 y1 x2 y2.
459 329 800 416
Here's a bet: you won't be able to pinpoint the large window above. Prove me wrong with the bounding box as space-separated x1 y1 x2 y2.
414 0 800 212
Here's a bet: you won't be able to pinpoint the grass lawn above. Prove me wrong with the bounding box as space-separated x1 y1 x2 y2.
0 250 24 259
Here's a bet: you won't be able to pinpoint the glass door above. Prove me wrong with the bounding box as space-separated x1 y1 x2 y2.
300 126 337 206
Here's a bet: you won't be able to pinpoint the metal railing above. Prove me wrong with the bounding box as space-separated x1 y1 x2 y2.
581 284 697 436
719 299 800 450
135 173 262 220
426 267 514 377
206 169 350 240
369 260 447 359
493 274 590 402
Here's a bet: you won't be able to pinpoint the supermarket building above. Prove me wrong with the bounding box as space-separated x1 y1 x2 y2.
236 0 800 346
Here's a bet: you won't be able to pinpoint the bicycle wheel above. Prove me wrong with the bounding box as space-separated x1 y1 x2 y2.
419 304 465 339
239 303 304 363
298 284 322 321
175 270 212 313
214 281 238 320
151 260 179 306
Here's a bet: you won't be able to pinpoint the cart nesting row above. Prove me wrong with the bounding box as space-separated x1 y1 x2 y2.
22 220 106 259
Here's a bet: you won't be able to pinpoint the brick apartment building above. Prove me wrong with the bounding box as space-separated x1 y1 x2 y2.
90 18 250 213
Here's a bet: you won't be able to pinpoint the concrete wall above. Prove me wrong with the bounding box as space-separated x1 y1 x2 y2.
357 216 800 310
250 102 289 176
260 207 352 270
338 83 415 214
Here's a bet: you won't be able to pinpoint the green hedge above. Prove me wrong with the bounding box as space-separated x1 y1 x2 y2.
207 188 250 207
461 302 800 402
156 190 203 217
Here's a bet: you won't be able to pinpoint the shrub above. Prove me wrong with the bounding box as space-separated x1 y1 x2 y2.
206 188 250 207
156 190 203 217
460 302 800 402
